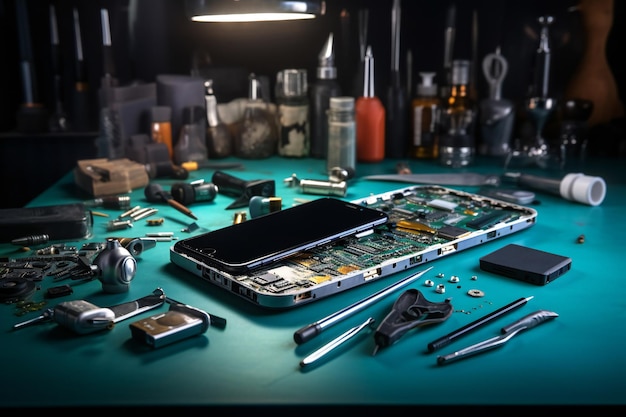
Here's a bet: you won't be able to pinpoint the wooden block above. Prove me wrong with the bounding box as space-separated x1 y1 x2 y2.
74 158 149 197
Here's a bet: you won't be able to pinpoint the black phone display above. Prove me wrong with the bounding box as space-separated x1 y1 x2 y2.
173 197 388 274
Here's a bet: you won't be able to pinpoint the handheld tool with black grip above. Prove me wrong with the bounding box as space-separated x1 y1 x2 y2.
372 289 453 355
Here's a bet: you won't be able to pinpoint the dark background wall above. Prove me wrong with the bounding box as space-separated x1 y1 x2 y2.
1 0 624 208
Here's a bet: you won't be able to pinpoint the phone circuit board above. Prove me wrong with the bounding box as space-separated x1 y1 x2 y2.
172 185 538 308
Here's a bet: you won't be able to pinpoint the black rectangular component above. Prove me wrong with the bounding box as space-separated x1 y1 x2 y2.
479 244 571 285
46 284 74 298
466 211 507 229
0 203 93 243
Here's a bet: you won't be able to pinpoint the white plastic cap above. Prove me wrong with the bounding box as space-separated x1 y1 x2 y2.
417 72 437 96
559 173 606 206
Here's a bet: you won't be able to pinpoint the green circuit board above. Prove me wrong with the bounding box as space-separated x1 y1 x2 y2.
235 185 537 295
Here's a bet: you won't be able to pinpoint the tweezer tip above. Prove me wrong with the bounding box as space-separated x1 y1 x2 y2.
371 345 380 356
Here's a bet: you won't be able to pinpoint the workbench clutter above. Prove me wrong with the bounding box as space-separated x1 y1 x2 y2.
73 158 150 197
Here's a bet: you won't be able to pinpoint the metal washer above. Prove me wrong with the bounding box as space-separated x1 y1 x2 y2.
467 289 485 297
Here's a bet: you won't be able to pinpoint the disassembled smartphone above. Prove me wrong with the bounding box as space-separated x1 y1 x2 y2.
170 186 538 309
173 197 389 274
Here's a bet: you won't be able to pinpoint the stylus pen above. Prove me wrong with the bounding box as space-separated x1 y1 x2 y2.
427 295 533 352
293 266 433 345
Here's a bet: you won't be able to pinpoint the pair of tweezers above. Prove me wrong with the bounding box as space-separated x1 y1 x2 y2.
437 310 558 365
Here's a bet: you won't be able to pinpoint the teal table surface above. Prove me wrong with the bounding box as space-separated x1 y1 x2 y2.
1 156 624 410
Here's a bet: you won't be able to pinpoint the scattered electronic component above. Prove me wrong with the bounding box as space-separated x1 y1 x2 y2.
46 284 73 298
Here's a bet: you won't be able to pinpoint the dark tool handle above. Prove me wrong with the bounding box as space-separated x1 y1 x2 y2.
294 323 321 345
385 81 408 158
212 170 247 197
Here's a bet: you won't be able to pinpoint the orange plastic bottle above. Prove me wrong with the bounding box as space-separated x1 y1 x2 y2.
356 46 385 162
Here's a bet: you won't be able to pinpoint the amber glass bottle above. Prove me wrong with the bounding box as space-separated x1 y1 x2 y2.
438 60 476 167
410 72 440 159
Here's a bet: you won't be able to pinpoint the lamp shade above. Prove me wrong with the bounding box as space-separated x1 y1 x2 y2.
185 0 325 22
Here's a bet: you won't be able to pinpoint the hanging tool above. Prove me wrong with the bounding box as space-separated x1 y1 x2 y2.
356 45 385 162
384 0 408 158
15 0 48 133
483 48 508 102
437 310 558 365
469 9 479 101
478 47 515 156
71 7 93 131
441 3 456 96
372 288 453 355
351 8 369 97
48 4 68 132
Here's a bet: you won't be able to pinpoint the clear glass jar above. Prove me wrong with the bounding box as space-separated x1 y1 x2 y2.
234 74 278 159
438 60 477 167
276 69 309 157
326 96 356 175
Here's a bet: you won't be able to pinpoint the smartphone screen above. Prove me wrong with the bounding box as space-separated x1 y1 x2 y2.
173 197 388 274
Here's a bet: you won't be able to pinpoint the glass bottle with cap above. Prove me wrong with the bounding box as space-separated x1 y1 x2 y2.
326 96 356 176
173 105 208 165
410 72 441 159
438 60 477 167
276 69 309 157
234 73 278 159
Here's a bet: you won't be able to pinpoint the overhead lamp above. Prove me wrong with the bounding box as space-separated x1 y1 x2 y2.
185 0 325 23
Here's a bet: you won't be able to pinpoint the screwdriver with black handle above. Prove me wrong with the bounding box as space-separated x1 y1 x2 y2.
384 0 408 159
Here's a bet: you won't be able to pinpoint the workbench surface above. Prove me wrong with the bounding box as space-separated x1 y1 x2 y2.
1 156 623 412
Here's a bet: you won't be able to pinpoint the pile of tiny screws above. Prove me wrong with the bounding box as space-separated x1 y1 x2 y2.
1 242 106 307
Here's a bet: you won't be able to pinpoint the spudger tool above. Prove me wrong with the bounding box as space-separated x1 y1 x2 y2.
437 309 558 365
372 289 453 355
294 267 433 345
300 317 375 368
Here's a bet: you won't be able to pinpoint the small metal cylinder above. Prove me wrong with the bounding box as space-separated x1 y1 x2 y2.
299 179 347 197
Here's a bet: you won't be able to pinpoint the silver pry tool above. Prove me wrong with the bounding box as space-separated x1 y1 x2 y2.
294 267 433 345
436 309 559 365
300 317 375 368
12 288 167 334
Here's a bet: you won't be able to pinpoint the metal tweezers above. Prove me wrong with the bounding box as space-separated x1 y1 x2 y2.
437 310 558 365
